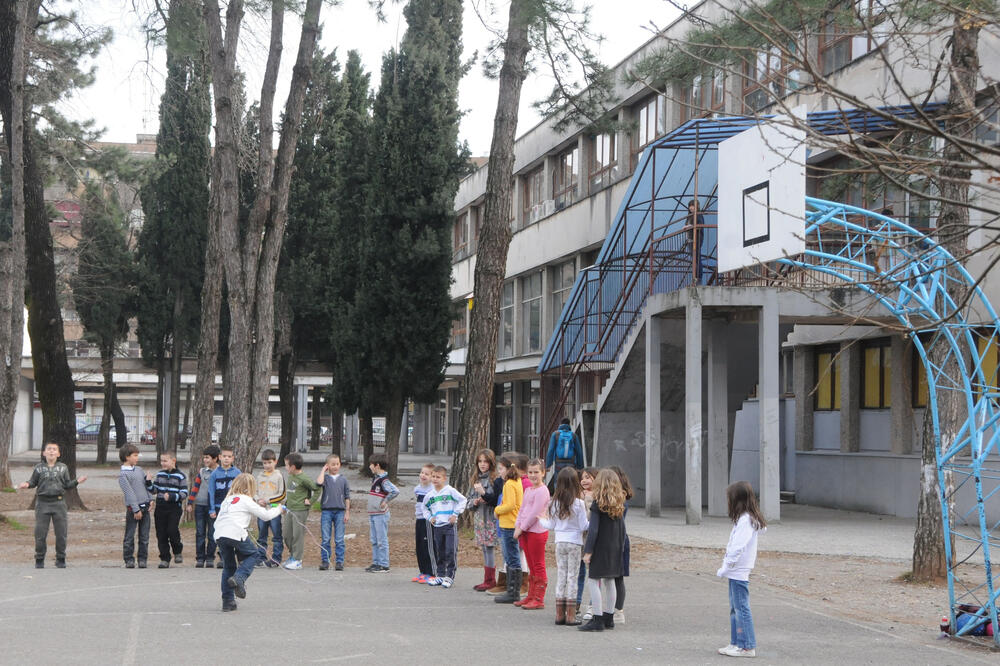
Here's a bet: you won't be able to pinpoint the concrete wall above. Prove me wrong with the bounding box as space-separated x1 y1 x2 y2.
729 397 796 493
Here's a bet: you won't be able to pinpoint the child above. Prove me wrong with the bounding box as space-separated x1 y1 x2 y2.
467 449 499 591
187 444 220 568
577 466 598 616
255 448 286 567
493 454 524 604
716 481 767 658
513 458 550 610
213 473 286 612
17 442 87 568
609 465 634 624
366 453 399 572
512 452 532 596
539 466 589 625
579 469 626 632
118 444 154 569
208 447 241 568
420 466 467 588
316 453 350 571
282 452 319 570
412 463 436 583
151 450 187 568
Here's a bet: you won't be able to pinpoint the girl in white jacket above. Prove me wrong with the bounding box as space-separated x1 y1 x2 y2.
716 481 767 658
213 473 286 612
539 467 590 626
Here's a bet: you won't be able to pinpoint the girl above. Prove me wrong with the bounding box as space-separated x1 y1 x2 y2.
468 449 499 591
539 466 589 625
213 473 286 612
493 455 524 604
579 469 626 632
577 466 598 617
513 458 550 610
609 465 634 624
717 481 766 658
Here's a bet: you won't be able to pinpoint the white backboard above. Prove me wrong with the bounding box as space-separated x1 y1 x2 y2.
717 118 806 273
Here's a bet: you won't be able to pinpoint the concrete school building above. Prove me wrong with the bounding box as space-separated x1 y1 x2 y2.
415 0 1000 521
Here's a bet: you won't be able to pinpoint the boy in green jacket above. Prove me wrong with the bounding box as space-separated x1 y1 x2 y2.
18 442 87 568
282 452 319 570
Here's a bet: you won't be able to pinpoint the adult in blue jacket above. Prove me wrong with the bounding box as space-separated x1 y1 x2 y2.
545 418 584 488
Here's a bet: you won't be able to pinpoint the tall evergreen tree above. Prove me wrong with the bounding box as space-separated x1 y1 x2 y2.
137 0 210 454
362 0 468 478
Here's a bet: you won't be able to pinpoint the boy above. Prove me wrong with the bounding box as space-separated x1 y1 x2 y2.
17 442 87 568
118 444 154 568
187 444 220 567
282 452 319 570
420 466 467 588
316 453 350 571
151 450 187 568
366 453 399 573
208 446 241 568
255 449 286 567
411 462 436 583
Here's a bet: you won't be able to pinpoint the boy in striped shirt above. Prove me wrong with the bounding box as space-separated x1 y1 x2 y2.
420 466 467 588
152 450 188 568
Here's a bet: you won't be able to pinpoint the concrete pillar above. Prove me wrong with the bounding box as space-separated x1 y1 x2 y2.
685 295 703 525
295 384 309 452
707 319 729 517
793 345 814 451
758 294 781 522
840 341 861 453
890 336 913 454
645 314 662 517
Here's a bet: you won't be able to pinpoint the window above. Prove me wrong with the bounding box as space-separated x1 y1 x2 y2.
976 96 1000 146
435 391 448 453
497 281 514 358
815 347 841 410
742 45 802 112
521 272 543 354
521 167 545 225
495 382 513 452
521 380 541 456
862 340 891 408
681 69 725 122
450 306 467 349
552 147 579 210
633 94 667 165
589 132 616 191
453 212 469 261
819 0 889 76
976 333 1000 399
470 206 481 253
551 260 576 331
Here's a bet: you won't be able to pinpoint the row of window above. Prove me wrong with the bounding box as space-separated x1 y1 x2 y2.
815 340 928 411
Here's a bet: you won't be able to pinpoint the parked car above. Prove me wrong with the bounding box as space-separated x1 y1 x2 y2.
141 425 219 447
77 423 127 443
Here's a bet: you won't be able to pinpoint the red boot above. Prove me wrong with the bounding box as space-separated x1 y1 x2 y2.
513 574 532 607
522 580 547 610
473 566 496 591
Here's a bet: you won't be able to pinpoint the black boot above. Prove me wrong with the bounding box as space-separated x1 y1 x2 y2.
578 615 604 632
494 568 522 604
603 612 615 630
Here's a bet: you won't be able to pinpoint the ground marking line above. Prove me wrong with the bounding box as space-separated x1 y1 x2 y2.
0 578 203 604
121 612 141 666
310 653 375 663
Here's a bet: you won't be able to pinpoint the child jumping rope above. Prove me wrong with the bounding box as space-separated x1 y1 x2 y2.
468 449 499 591
717 481 766 658
540 466 589 626
579 469 626 632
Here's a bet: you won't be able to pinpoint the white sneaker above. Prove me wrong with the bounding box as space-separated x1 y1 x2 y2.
718 645 736 655
283 559 302 570
441 577 453 588
720 645 755 658
582 605 593 621
614 609 625 624
426 577 442 586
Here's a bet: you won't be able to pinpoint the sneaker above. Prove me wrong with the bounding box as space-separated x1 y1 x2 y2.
138 560 147 569
158 561 170 569
335 562 343 571
720 646 756 658
365 564 379 573
283 559 302 570
581 605 593 621
440 577 453 588
411 574 425 582
718 645 737 655
35 560 44 569
426 577 442 586
319 562 330 571
227 576 247 599
222 600 238 612
195 560 205 568
215 560 224 569
55 559 66 569
174 554 183 564
614 609 625 625
255 560 264 568
375 565 389 573
125 561 135 569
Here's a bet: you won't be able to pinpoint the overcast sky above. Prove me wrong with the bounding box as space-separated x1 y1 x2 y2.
62 1 680 156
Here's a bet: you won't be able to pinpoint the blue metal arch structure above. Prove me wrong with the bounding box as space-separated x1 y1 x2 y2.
787 199 1000 643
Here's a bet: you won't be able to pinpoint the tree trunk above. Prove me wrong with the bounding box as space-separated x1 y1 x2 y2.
155 357 165 453
329 407 342 457
911 16 979 582
166 292 184 452
452 0 531 488
182 383 192 448
111 384 126 449
277 350 295 466
383 393 405 482
360 409 374 476
97 347 113 465
0 0 31 490
310 387 320 450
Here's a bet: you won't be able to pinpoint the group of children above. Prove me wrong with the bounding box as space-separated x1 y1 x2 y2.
19 441 765 656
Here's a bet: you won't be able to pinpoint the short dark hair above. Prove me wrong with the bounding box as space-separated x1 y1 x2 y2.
160 450 177 460
119 444 139 462
433 465 447 476
261 448 276 461
285 452 304 470
202 445 220 460
560 417 570 426
219 444 234 454
369 453 388 470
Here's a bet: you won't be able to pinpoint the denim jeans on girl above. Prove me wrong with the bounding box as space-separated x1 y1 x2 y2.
217 536 261 602
498 526 520 569
728 578 756 649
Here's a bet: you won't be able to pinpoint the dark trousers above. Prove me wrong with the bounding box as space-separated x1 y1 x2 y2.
34 498 68 561
431 523 457 579
217 536 260 603
194 504 216 563
123 505 151 563
415 518 435 576
257 515 283 563
154 502 183 562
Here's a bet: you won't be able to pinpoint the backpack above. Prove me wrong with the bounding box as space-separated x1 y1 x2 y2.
557 429 575 460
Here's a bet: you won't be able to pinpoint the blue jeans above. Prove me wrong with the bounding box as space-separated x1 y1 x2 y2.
256 515 283 563
498 526 520 569
728 579 756 649
194 504 216 562
576 559 587 605
369 513 390 567
321 509 346 564
217 536 260 602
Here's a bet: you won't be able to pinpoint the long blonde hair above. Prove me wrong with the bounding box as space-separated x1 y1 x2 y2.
226 473 258 500
592 469 626 519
